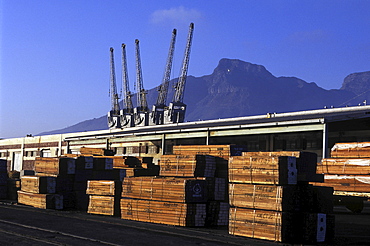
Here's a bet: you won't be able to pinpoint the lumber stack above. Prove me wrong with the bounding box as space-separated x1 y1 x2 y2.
172 145 247 159
159 154 216 177
35 157 75 175
120 198 206 227
122 177 208 203
315 143 370 196
79 147 114 156
228 152 334 244
0 159 7 199
86 180 121 216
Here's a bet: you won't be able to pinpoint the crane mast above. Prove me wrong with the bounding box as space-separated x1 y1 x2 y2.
107 47 122 129
120 43 135 127
151 29 177 125
166 23 194 123
134 39 149 126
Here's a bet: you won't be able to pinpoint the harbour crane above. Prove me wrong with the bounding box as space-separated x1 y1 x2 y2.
120 43 135 127
151 29 177 125
165 23 194 124
134 39 149 126
107 47 122 129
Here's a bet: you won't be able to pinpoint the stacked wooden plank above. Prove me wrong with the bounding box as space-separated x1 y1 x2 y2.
0 159 7 199
86 180 121 216
79 147 114 156
17 157 75 210
172 145 247 159
228 152 334 244
159 154 216 177
315 142 370 198
120 198 206 227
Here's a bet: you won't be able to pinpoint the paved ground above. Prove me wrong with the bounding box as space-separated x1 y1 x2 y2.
0 201 369 246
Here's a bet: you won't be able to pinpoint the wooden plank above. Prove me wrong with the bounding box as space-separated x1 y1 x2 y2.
229 156 297 185
229 207 334 243
172 145 247 159
88 195 120 216
122 177 208 203
35 157 75 175
331 142 370 158
313 175 370 193
20 176 56 194
159 154 216 177
319 158 370 175
120 198 206 227
86 180 121 196
17 190 63 210
80 147 114 156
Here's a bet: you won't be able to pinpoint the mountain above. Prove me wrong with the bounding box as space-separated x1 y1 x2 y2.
39 58 369 135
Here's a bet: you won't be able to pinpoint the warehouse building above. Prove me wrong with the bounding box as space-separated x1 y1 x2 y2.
1 105 370 171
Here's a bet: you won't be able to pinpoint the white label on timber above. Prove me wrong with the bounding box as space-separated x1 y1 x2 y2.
325 175 370 183
317 213 326 242
287 156 297 185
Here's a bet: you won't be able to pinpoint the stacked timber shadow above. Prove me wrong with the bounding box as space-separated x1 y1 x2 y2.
9 145 338 244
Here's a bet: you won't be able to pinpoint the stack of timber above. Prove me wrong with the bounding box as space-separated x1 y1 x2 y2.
315 142 370 199
121 176 208 226
159 154 216 177
86 180 121 216
228 152 334 244
0 159 7 199
18 175 62 210
79 147 114 156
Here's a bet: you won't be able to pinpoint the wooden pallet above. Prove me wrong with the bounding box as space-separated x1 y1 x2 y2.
159 154 216 177
172 145 247 159
88 195 120 216
229 207 334 243
120 198 206 227
229 156 297 185
17 190 63 210
122 176 208 203
319 158 370 175
86 180 121 196
20 176 56 194
35 157 75 175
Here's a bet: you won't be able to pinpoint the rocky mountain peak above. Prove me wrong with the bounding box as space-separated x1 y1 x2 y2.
340 71 370 95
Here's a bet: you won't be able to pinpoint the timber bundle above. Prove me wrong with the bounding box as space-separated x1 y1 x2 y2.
3 145 337 243
228 151 334 244
315 142 370 195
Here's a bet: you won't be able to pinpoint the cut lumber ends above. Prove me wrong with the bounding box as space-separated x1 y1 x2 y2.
229 156 297 185
206 201 229 226
159 154 216 177
172 145 247 159
35 157 75 175
86 180 122 196
20 176 56 194
17 190 63 210
122 177 208 203
92 157 113 170
120 198 207 227
76 156 94 170
229 207 334 244
88 195 120 216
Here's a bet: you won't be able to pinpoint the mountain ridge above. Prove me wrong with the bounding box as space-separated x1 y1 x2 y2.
39 58 369 135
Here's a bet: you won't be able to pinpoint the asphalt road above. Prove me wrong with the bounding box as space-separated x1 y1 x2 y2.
0 201 369 246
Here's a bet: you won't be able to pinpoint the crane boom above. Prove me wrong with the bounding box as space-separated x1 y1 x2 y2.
165 23 194 124
157 29 177 106
135 39 148 112
173 22 194 103
121 43 133 114
107 47 121 128
151 29 177 125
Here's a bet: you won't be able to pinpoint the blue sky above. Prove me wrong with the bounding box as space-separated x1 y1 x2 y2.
1 1 369 138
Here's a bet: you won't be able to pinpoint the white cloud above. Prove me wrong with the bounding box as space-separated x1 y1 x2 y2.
150 6 201 25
